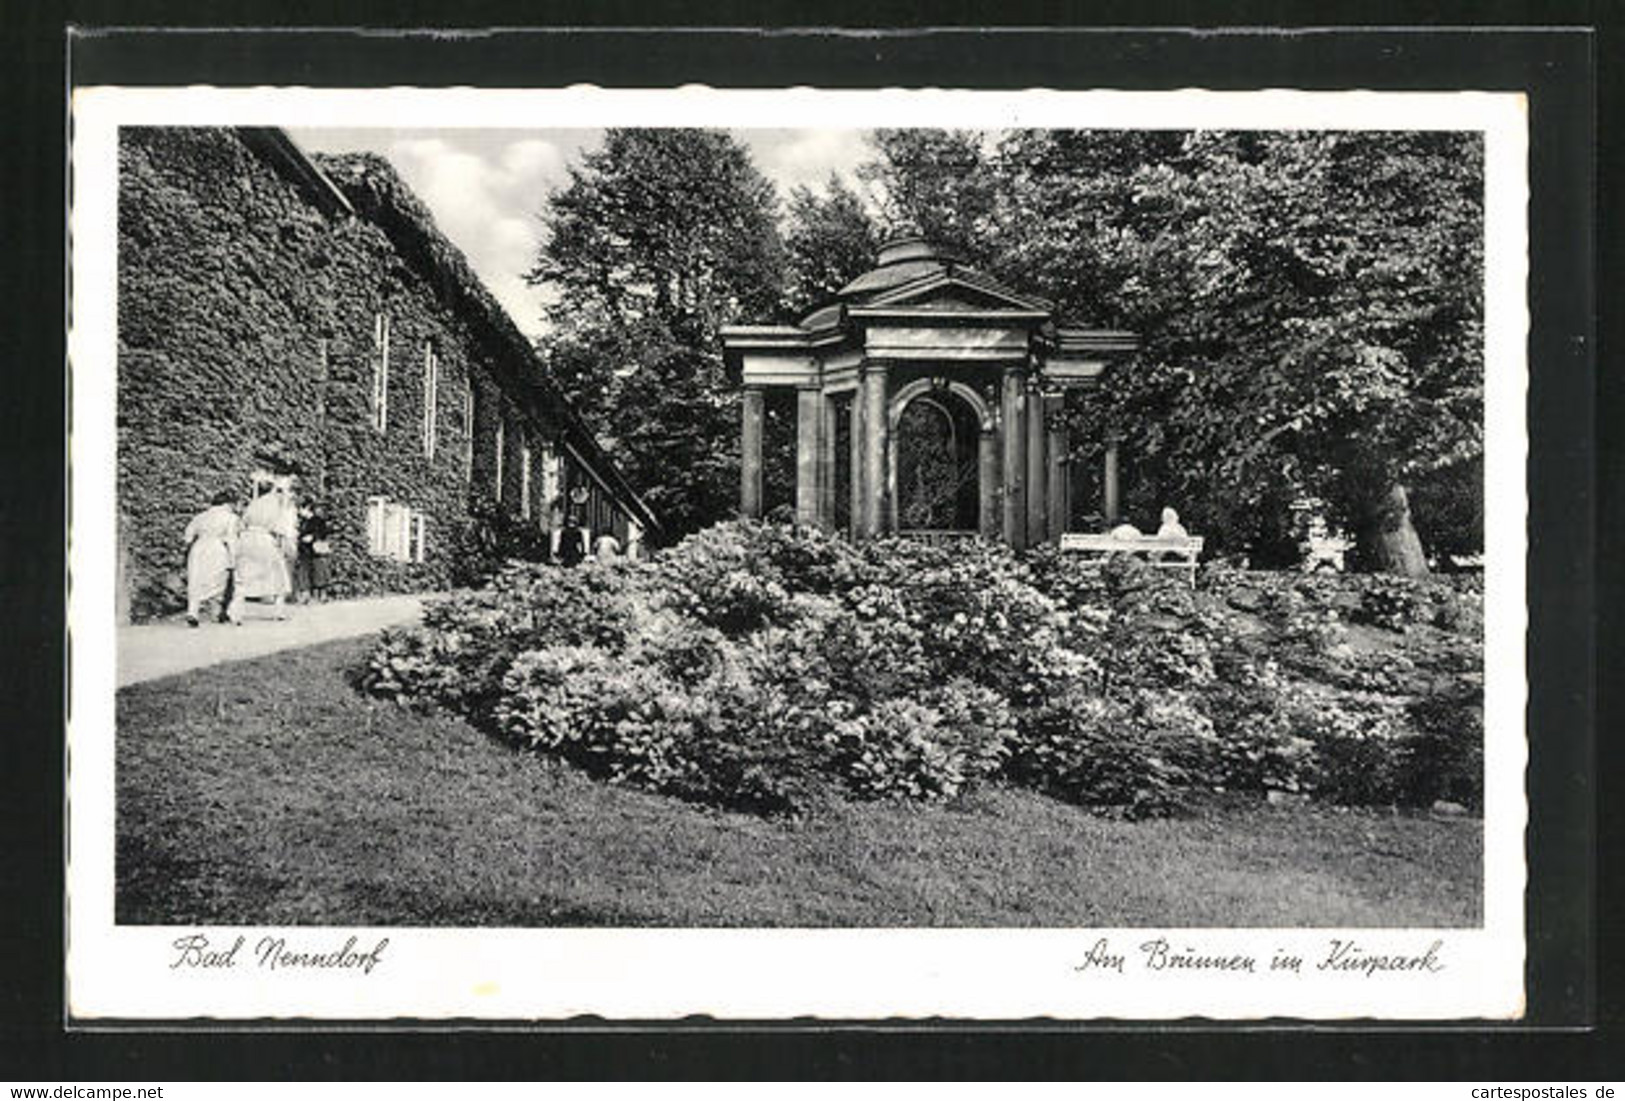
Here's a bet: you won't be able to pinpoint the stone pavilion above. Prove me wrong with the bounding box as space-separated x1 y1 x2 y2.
720 237 1138 548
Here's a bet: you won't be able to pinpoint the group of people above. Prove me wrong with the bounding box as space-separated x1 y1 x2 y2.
1110 506 1190 542
183 482 332 627
551 512 631 566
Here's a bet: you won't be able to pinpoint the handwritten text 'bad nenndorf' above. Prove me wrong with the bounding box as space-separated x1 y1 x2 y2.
168 933 389 974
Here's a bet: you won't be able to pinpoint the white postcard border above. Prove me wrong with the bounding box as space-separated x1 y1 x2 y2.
67 85 1528 1021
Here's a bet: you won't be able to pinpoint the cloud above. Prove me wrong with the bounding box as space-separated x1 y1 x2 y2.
289 127 887 335
742 129 872 199
385 135 567 338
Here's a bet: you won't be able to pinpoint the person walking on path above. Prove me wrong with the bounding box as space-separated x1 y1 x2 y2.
183 490 240 627
557 512 587 567
293 501 334 603
230 483 295 622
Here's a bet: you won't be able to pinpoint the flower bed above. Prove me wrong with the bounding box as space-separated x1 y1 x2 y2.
363 521 1483 817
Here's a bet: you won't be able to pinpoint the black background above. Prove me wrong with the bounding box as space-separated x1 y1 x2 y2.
3 2 1612 1081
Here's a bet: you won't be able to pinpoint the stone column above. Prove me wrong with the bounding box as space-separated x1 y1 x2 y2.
1045 394 1068 541
977 429 1000 539
1001 365 1028 549
848 391 865 537
740 386 765 519
862 363 890 538
795 386 822 528
817 393 837 528
1025 386 1048 547
1103 437 1121 524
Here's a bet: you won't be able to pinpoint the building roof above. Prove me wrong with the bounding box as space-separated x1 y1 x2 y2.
818 236 1053 321
251 131 661 536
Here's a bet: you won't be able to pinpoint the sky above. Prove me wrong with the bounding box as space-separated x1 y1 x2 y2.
287 127 876 339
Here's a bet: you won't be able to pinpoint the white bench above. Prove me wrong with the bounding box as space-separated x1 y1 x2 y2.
1059 533 1205 586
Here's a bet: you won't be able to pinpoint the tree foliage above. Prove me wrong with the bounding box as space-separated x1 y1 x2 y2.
527 129 786 537
527 127 1483 571
993 129 1485 572
859 129 1004 267
782 172 881 317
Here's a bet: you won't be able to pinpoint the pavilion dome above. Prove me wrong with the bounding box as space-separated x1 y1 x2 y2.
796 235 1055 332
834 235 957 302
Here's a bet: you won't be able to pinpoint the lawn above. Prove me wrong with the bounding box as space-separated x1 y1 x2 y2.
116 635 1481 928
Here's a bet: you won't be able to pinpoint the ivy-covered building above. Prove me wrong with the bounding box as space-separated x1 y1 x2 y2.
117 126 659 621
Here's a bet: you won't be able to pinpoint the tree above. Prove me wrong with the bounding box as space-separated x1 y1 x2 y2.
782 173 881 317
527 129 787 537
988 129 1483 575
859 129 1003 266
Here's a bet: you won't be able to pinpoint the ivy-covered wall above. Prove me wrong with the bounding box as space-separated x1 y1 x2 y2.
117 127 596 620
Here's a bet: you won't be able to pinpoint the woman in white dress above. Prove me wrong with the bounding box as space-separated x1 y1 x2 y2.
230 484 295 622
183 491 240 626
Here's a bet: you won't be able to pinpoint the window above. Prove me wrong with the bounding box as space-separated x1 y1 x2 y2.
366 495 388 555
463 381 475 483
410 512 428 563
494 417 505 502
540 442 561 526
371 314 391 433
421 343 440 459
366 496 426 563
520 443 533 520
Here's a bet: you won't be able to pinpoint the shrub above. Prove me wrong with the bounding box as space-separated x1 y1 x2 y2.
1400 693 1485 809
1297 703 1413 805
362 517 1484 819
359 559 638 714
1432 584 1484 638
1210 708 1319 795
495 646 702 790
1354 575 1435 631
874 549 1068 699
1017 543 1111 611
362 624 485 710
1005 690 1194 818
825 679 1015 802
451 494 552 587
494 637 830 814
650 526 838 639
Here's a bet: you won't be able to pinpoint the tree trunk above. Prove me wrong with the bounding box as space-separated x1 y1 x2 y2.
1355 482 1430 577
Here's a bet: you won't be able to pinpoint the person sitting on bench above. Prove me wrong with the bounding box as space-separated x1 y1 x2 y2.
1156 507 1188 540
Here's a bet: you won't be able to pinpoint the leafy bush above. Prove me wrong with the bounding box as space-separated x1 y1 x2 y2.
362 517 1485 818
360 559 638 714
1401 693 1485 809
1005 690 1193 819
1289 701 1414 804
451 494 553 587
1211 708 1319 795
1354 575 1435 631
826 679 1014 801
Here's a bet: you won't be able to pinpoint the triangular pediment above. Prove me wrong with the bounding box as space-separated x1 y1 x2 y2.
862 270 1053 314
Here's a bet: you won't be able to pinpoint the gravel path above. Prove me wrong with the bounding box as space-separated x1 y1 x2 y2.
116 593 432 687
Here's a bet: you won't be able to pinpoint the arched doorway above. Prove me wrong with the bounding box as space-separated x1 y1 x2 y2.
891 388 982 535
